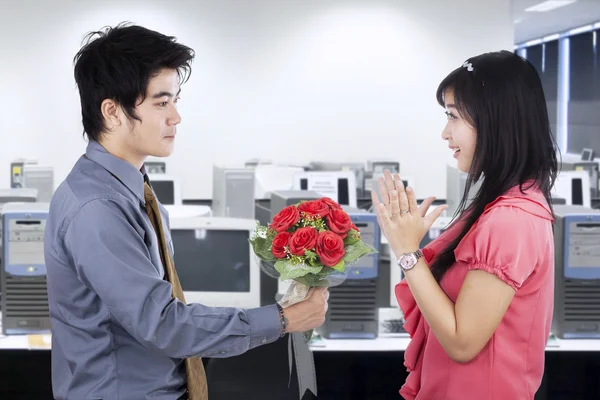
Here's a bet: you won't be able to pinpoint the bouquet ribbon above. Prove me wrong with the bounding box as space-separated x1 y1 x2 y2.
279 281 318 398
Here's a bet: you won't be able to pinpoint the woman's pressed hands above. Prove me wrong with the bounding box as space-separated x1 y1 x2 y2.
372 170 448 257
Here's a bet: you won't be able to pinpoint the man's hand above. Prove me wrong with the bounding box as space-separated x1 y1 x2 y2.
283 287 329 333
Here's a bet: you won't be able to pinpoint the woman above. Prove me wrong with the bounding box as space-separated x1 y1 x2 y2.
373 50 559 399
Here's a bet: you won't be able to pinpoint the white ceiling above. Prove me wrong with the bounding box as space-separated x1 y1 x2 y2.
514 0 600 43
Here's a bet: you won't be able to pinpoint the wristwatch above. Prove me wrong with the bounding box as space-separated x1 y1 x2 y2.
397 249 423 271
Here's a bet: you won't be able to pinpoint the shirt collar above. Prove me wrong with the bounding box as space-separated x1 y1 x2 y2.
85 140 147 205
484 180 554 221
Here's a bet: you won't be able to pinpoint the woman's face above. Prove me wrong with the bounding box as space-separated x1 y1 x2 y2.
441 89 477 173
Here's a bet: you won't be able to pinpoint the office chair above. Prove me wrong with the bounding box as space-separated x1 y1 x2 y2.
205 333 317 400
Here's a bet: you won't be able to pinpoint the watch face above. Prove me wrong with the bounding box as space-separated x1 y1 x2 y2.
399 254 416 269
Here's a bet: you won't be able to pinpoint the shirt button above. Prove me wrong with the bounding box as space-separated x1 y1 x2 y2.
261 338 268 344
220 351 226 355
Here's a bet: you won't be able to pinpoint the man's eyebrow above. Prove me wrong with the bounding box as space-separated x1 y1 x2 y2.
151 88 181 99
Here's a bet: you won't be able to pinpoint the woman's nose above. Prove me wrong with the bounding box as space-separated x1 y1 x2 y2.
441 126 451 140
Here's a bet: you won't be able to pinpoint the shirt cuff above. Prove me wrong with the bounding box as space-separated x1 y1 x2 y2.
246 304 281 349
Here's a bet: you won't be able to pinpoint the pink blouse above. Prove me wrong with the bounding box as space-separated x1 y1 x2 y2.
396 184 555 400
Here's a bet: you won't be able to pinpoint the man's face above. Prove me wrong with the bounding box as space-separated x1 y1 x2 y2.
123 68 182 160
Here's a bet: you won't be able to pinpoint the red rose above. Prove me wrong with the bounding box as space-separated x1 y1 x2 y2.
321 197 342 210
326 209 353 236
271 232 291 258
270 205 300 232
289 227 318 256
298 200 330 218
316 231 345 267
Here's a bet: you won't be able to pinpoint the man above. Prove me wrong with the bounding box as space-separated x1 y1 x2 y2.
44 23 329 400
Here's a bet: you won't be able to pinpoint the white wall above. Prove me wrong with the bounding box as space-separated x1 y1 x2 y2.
0 0 513 200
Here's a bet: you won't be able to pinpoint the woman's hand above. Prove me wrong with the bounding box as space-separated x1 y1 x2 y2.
371 170 448 257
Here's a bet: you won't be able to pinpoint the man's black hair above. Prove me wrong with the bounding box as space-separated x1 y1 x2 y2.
73 22 194 141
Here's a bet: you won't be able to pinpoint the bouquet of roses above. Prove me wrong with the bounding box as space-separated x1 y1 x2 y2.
249 197 377 341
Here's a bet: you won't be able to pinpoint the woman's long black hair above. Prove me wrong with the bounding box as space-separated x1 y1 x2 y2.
430 50 559 283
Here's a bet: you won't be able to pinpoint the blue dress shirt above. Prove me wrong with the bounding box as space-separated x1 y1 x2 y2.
44 140 281 400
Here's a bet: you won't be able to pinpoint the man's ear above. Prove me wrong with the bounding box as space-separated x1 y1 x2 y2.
100 99 122 131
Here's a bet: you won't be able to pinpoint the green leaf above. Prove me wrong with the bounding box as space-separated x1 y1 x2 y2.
330 259 345 272
293 266 344 287
274 260 322 281
304 250 320 267
343 240 378 263
248 236 276 262
343 230 361 245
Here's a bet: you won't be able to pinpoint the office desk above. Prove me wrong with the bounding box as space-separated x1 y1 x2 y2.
3 332 600 353
0 333 51 350
2 323 600 399
309 336 600 399
309 336 600 352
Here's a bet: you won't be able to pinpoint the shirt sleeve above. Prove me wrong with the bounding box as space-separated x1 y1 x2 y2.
62 197 281 359
454 206 542 291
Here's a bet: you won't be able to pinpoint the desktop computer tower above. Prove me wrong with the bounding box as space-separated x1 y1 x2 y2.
573 162 599 199
0 189 39 303
255 199 271 226
10 160 25 188
1 203 51 335
10 159 38 189
552 205 600 339
269 190 322 219
319 208 380 339
22 165 54 203
212 166 256 219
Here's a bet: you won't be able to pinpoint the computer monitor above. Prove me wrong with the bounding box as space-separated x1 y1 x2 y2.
582 148 596 162
293 171 357 208
168 216 260 309
552 170 591 209
147 174 182 206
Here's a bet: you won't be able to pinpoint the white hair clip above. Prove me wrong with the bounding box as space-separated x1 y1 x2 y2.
462 61 474 72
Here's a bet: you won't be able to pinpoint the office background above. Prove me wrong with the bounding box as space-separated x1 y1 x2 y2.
0 0 514 200
2 0 600 399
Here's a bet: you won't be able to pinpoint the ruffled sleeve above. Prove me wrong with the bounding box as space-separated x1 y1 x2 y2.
454 205 541 291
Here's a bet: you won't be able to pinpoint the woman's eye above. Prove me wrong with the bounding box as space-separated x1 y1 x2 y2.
445 111 456 120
